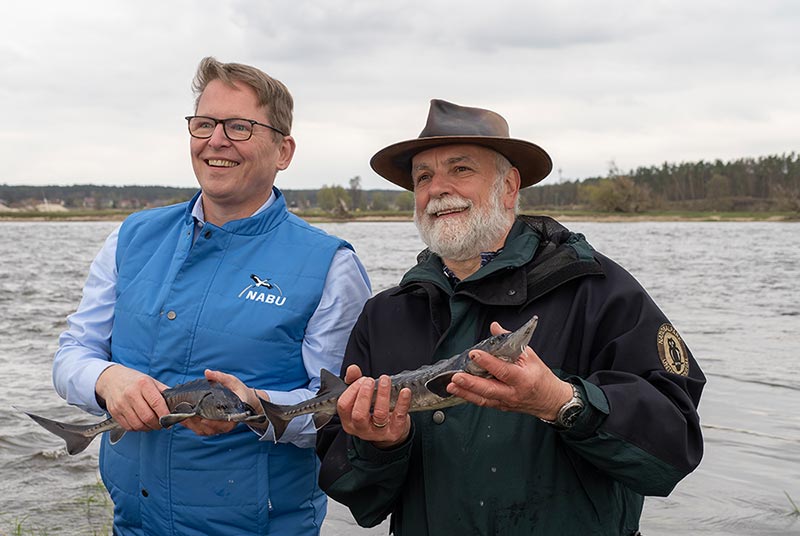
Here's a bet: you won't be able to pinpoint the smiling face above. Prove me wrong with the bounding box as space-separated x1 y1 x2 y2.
411 144 520 263
190 79 295 224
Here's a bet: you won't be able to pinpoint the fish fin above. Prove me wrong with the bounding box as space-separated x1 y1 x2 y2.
170 402 196 414
259 400 292 443
109 428 126 444
159 413 195 428
24 411 98 455
242 414 268 424
318 368 347 395
425 373 457 399
312 412 334 431
236 402 266 424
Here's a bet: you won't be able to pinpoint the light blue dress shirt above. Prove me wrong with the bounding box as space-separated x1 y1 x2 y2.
53 191 371 448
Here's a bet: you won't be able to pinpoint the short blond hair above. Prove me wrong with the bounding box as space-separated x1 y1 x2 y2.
191 57 293 140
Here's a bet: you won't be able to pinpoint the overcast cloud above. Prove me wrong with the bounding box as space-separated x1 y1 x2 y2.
2 0 798 191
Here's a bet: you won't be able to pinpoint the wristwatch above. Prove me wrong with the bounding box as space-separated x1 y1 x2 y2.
540 383 585 430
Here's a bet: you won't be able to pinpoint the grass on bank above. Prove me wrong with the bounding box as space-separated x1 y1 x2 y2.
0 480 112 536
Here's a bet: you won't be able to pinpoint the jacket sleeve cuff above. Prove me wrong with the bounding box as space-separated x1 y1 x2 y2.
561 377 609 438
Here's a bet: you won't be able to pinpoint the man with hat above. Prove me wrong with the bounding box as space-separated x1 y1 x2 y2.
316 100 705 535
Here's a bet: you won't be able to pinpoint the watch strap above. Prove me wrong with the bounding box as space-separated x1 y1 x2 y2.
539 383 585 429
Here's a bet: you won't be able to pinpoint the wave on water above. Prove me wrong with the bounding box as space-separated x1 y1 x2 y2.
701 423 800 444
705 371 799 392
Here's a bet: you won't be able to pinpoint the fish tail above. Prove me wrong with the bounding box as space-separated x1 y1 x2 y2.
24 412 98 455
259 400 292 443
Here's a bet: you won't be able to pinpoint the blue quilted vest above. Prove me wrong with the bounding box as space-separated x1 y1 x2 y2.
100 189 348 535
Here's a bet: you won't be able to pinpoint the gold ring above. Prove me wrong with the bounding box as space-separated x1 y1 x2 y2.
371 417 388 428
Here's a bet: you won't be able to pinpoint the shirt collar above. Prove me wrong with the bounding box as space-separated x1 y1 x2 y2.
442 248 504 285
191 190 277 227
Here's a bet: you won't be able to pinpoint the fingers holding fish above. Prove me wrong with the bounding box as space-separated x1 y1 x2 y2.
337 375 412 448
96 364 169 431
204 369 265 411
370 375 393 427
181 416 237 436
365 379 413 449
336 375 371 434
347 376 378 429
446 354 515 411
343 364 364 384
447 345 572 420
334 364 366 424
488 320 511 337
371 386 413 450
118 378 168 431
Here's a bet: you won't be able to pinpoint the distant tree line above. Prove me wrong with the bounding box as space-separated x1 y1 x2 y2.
0 181 414 213
0 184 199 210
520 152 800 213
308 176 414 214
2 152 798 214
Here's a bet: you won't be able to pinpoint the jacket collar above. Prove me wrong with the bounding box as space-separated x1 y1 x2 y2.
397 216 602 306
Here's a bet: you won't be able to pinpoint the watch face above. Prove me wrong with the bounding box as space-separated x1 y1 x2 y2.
560 403 583 428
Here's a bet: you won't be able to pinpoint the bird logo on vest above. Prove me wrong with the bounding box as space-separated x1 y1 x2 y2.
250 274 274 289
238 273 286 306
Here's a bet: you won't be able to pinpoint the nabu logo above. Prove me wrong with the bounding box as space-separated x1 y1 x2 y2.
238 274 286 307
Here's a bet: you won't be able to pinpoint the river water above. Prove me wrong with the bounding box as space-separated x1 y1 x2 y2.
0 219 798 535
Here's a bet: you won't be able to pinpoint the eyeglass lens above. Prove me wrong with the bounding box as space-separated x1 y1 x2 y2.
187 117 255 141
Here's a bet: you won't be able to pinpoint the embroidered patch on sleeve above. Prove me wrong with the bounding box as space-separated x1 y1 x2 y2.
656 323 689 376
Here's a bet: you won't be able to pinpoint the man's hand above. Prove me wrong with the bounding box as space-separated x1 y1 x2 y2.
445 321 573 421
187 369 268 435
337 365 412 449
95 364 170 432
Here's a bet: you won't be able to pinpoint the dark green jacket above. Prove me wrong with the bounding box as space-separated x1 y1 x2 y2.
317 216 705 535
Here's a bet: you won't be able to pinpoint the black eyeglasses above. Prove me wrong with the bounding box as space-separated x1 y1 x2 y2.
185 116 286 141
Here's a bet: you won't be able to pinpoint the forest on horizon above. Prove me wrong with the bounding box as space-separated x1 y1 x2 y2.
1 152 798 214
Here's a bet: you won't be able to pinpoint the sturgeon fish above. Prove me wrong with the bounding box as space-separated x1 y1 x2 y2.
24 378 266 455
261 315 538 441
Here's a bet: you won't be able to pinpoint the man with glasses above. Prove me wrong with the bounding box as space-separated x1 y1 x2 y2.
52 57 371 535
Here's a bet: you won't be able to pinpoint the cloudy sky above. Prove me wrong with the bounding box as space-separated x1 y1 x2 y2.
2 0 798 191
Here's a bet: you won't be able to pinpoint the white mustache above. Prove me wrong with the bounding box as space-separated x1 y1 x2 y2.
424 196 473 215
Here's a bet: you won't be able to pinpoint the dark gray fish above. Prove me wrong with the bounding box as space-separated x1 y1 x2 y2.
24 378 266 455
261 315 539 441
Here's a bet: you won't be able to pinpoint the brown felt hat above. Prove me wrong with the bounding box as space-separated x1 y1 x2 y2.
370 99 553 191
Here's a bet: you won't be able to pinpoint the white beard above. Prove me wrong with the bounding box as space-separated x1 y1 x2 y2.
414 178 513 262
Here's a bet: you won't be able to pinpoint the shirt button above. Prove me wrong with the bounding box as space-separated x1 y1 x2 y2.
507 289 516 296
204 230 212 239
166 310 177 320
432 410 445 424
